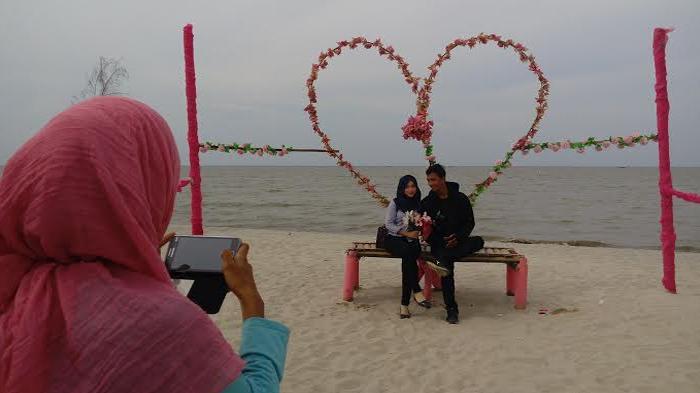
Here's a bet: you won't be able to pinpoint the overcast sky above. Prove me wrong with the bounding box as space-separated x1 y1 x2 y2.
1 0 698 167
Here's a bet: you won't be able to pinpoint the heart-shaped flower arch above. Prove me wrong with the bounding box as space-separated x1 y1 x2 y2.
304 33 550 207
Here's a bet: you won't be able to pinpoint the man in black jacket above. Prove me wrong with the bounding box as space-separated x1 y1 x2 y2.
421 164 484 324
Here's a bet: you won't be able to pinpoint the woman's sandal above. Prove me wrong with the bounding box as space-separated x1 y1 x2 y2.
413 293 432 309
400 305 411 319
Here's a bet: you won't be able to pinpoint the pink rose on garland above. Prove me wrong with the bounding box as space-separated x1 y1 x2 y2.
217 145 226 152
640 136 648 145
560 141 571 150
401 113 433 143
488 172 498 180
602 141 611 149
533 145 543 153
200 146 208 153
549 143 560 152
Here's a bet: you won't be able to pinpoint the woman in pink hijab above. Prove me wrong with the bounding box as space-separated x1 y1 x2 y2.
0 96 289 393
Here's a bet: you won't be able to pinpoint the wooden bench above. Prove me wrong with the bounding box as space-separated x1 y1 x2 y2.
343 242 528 309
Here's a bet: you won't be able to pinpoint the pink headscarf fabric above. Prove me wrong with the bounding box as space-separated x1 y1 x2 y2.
0 97 244 393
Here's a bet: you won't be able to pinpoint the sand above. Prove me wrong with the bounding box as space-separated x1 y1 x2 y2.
169 225 700 393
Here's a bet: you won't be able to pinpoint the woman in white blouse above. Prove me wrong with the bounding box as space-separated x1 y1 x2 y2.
384 175 432 318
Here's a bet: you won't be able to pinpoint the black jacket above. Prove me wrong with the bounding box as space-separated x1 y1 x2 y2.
421 181 475 249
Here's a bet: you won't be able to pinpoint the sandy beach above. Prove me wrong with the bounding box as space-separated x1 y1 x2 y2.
169 225 700 393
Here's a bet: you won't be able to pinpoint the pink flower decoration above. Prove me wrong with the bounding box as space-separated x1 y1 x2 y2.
199 146 208 153
602 141 611 149
256 149 264 156
640 136 648 145
623 136 634 145
488 172 498 179
237 149 244 155
549 143 560 152
262 145 270 153
576 147 585 154
560 141 571 150
595 145 603 151
281 147 289 155
495 160 503 166
426 155 436 161
217 145 226 152
401 114 433 143
533 145 543 153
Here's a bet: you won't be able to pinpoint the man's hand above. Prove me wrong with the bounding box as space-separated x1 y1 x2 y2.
444 234 458 248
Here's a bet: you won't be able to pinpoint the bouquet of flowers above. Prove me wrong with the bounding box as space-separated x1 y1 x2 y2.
404 211 433 242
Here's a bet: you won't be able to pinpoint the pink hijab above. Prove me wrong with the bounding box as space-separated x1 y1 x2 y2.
0 97 244 393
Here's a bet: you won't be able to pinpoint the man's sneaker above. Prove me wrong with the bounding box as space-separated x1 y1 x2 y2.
425 259 450 277
446 307 459 324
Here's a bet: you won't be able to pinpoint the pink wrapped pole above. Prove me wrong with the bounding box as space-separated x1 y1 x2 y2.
183 24 204 235
343 251 359 301
514 258 528 309
653 28 677 293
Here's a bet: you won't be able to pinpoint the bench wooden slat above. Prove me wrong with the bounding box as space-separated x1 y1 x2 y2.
353 251 521 264
348 243 524 264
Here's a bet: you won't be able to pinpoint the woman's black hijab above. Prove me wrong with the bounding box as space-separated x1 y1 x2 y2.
394 175 421 212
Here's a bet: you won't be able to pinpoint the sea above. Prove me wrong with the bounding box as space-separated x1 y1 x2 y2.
171 166 700 251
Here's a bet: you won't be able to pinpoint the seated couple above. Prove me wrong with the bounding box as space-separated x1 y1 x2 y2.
384 164 484 324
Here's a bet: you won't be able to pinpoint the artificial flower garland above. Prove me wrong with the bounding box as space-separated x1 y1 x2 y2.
199 142 293 157
201 131 658 204
199 35 659 207
304 33 550 207
472 132 658 201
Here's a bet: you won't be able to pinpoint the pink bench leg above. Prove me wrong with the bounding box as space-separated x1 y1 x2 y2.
506 264 516 296
514 257 528 309
343 251 359 301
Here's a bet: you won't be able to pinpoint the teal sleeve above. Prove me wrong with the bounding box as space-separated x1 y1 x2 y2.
221 317 290 393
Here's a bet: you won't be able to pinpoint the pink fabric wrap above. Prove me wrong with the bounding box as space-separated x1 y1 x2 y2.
184 24 204 235
0 97 243 393
671 189 700 203
653 28 678 293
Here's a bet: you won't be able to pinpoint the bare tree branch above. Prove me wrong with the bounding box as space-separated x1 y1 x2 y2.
73 57 129 103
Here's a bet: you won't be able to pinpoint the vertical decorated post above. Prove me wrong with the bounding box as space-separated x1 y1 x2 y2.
653 27 676 293
183 24 204 235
